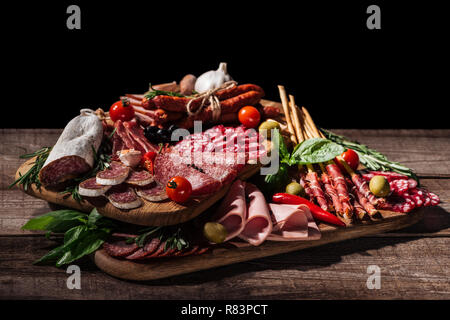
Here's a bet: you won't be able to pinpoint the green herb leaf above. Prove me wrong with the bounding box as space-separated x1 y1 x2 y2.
271 129 290 164
21 210 87 233
144 84 185 100
321 128 419 183
289 138 345 165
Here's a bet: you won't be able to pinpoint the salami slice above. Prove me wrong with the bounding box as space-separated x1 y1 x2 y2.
96 161 130 185
39 110 103 187
106 184 142 209
103 240 139 257
78 177 111 197
125 238 160 260
390 179 409 195
141 241 167 259
135 182 168 202
125 169 154 186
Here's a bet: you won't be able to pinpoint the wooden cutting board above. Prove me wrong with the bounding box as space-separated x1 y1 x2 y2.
14 99 279 226
15 159 262 226
93 208 425 281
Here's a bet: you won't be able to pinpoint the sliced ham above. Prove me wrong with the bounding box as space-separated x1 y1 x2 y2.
122 119 158 153
213 180 247 242
78 177 111 197
238 183 273 246
267 204 321 241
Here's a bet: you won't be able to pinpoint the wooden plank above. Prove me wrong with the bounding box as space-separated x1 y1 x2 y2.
1 235 449 299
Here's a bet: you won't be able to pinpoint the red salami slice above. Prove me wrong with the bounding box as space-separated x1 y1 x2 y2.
96 161 130 185
141 241 167 259
135 182 168 202
125 169 154 186
390 179 409 195
194 247 211 255
106 184 142 209
78 177 111 197
407 178 418 189
126 238 160 260
174 245 199 257
157 247 177 257
103 240 139 257
363 171 408 182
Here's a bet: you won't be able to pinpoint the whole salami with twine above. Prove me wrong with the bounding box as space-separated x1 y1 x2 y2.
39 109 103 187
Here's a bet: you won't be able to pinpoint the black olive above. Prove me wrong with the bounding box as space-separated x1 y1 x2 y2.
167 124 178 133
148 126 159 134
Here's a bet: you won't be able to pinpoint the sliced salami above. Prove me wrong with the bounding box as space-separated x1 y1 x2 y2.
78 177 111 197
390 179 409 195
96 161 130 185
125 169 154 186
103 240 139 257
141 241 167 259
106 184 142 209
135 182 168 202
126 238 160 260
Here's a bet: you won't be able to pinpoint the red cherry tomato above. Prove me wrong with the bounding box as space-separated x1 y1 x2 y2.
141 151 157 173
166 176 192 204
109 99 135 122
336 149 359 172
238 106 261 128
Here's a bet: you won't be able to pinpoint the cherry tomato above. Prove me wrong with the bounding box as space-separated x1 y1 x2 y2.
166 176 192 204
141 151 157 173
238 106 261 128
336 149 359 172
109 99 135 122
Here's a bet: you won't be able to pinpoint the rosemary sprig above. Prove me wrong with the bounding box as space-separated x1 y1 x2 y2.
143 83 185 100
320 128 419 182
8 147 52 191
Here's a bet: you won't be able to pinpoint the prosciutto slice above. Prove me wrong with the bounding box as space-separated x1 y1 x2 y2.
213 180 246 241
238 183 273 246
267 204 321 241
326 163 353 218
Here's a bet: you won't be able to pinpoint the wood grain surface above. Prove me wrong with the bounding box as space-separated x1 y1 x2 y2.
1 128 449 299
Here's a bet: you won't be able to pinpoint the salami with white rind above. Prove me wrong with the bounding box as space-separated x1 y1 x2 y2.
96 161 130 185
136 182 168 202
106 184 142 209
125 169 154 186
78 177 111 197
39 110 103 187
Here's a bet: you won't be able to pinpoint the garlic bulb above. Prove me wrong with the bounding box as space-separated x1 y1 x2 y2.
194 62 233 93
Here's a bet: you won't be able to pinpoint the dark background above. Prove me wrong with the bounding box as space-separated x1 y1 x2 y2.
3 1 447 129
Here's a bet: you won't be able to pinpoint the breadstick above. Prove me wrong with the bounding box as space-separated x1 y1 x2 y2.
277 85 297 145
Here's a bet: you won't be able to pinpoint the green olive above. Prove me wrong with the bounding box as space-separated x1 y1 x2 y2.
285 182 305 197
369 176 390 197
203 222 228 244
259 120 281 138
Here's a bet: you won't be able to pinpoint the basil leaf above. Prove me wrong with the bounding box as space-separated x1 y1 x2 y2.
264 163 289 193
289 138 345 165
33 225 87 265
22 210 87 233
87 208 102 227
56 229 109 267
272 129 290 164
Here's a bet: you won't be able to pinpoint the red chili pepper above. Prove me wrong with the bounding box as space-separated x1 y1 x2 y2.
141 151 157 174
272 193 346 227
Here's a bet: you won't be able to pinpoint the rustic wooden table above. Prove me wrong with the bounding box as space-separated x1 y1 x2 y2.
1 129 449 300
